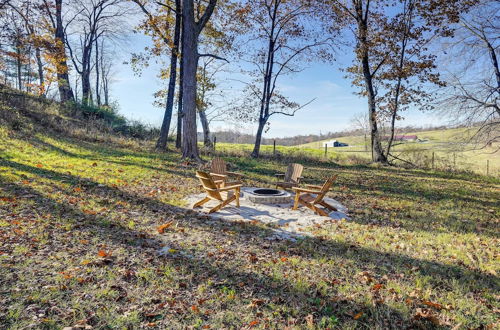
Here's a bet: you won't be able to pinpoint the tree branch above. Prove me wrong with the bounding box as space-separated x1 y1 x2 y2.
198 53 229 62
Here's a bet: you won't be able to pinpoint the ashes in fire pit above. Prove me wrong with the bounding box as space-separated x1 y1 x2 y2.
243 187 292 204
252 188 285 196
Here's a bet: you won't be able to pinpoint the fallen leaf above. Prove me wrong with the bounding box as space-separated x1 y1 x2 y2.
413 308 440 325
248 320 259 327
353 312 363 320
98 250 111 258
157 221 174 234
92 162 98 167
422 300 443 310
36 164 43 168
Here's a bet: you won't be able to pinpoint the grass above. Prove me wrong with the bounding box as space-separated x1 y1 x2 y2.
0 90 499 328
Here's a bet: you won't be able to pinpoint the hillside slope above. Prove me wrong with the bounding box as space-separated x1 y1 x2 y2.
1 90 499 328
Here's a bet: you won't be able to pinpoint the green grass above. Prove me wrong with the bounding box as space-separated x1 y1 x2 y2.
1 126 499 329
0 90 499 328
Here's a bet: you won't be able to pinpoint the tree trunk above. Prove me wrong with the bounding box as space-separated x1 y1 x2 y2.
181 0 200 160
156 0 181 150
34 46 45 95
15 43 22 90
356 8 387 164
176 23 184 149
95 39 101 106
55 0 74 102
251 118 266 158
81 71 91 106
198 109 213 148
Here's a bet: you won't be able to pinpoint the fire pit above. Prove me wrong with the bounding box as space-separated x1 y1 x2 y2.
243 187 292 204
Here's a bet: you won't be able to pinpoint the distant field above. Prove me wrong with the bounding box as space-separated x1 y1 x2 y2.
292 127 499 177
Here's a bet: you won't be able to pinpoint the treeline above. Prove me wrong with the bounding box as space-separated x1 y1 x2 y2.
208 124 473 146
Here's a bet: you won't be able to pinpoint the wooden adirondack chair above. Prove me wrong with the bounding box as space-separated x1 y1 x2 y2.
275 163 304 189
193 171 242 213
292 176 337 216
210 157 243 184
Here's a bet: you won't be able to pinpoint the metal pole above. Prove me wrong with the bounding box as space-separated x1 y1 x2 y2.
432 152 435 169
213 136 216 151
273 139 276 156
324 144 327 158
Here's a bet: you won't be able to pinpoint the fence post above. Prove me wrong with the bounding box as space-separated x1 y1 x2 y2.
324 144 328 158
432 152 435 169
213 136 216 151
273 139 276 156
487 160 489 176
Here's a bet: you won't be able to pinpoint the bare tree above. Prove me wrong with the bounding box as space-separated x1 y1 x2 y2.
350 112 369 151
229 0 334 158
441 0 499 149
66 0 128 105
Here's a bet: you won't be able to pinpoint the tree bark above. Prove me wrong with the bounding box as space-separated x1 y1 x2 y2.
180 0 217 159
181 0 200 159
176 22 184 149
251 1 277 158
34 46 45 95
54 0 74 102
251 118 266 158
355 2 387 163
95 39 101 106
15 42 22 90
198 108 213 148
156 0 181 150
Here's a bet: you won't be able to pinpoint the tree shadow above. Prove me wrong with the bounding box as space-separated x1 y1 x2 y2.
1 159 497 293
1 177 413 328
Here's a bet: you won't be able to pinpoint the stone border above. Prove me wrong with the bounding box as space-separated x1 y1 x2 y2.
242 187 293 204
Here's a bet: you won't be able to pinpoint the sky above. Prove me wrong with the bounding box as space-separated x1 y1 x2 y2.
111 34 447 139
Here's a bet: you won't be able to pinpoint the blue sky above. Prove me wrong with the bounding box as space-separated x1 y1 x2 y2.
112 34 446 139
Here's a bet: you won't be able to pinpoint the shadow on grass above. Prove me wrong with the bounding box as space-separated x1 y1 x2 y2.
1 160 497 293
0 177 412 328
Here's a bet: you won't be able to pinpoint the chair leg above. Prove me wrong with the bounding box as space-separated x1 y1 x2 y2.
312 205 329 217
193 197 210 209
235 187 240 207
319 201 337 212
209 195 236 213
293 192 301 210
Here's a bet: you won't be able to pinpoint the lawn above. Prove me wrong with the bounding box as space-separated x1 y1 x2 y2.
1 122 499 329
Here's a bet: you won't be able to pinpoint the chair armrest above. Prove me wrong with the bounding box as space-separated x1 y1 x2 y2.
292 187 321 194
210 172 227 178
305 184 322 189
218 184 242 192
226 171 244 177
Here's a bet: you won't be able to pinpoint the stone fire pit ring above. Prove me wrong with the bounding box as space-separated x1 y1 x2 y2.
242 187 293 204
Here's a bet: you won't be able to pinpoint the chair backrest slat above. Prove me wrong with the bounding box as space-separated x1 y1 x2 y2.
196 171 222 200
314 175 337 203
285 163 303 183
211 157 227 175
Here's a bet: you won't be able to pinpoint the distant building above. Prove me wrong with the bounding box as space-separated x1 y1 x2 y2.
323 140 348 147
383 135 418 142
